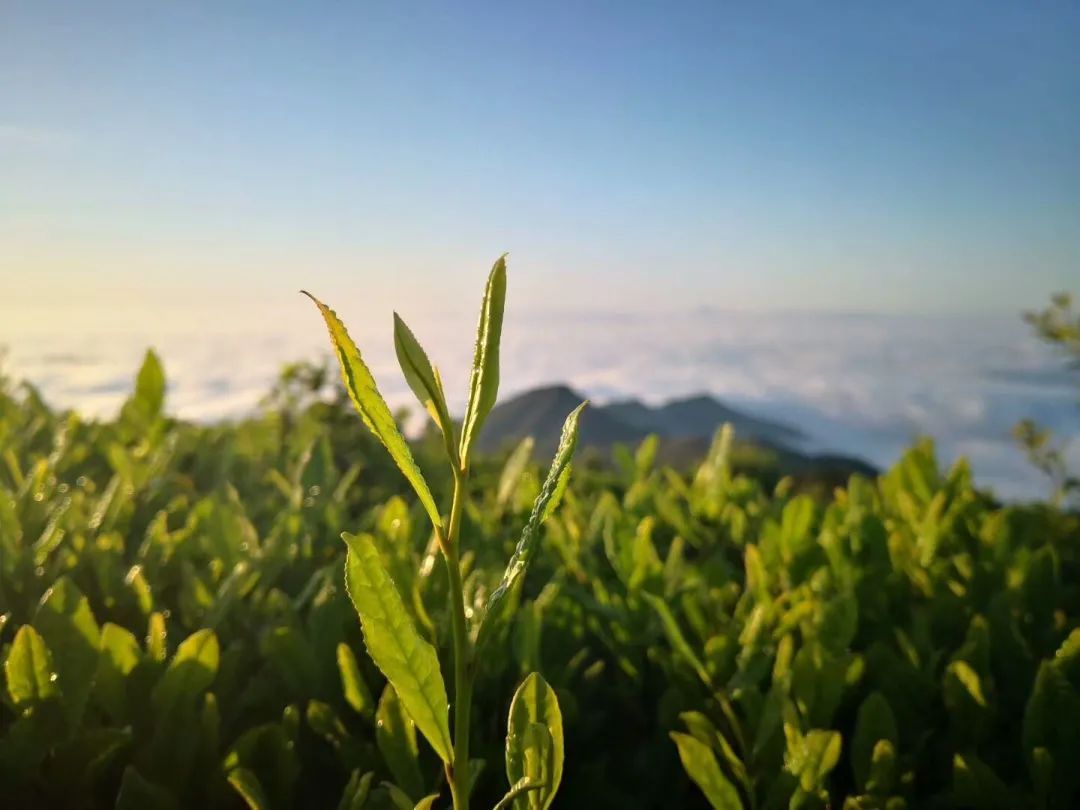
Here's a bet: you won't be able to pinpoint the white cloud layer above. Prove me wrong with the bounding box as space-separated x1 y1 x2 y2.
3 306 1077 501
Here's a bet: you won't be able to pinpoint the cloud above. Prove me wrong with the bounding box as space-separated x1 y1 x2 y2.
2 304 1076 501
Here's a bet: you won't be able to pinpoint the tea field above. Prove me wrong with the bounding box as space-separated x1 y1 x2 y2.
2 345 1079 809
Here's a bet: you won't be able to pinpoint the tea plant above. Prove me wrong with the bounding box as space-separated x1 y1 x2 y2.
304 256 586 810
2 284 1079 810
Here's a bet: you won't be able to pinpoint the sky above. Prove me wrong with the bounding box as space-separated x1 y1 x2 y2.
2 1 1079 319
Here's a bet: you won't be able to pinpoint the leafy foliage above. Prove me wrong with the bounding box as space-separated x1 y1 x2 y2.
1014 292 1080 506
1 284 1079 809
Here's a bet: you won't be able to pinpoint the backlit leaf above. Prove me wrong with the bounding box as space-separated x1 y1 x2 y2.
95 622 141 721
506 672 563 810
338 771 375 810
228 767 270 810
5 624 60 708
478 403 585 648
642 592 711 686
670 732 744 810
497 437 535 512
459 255 507 467
304 292 442 529
493 777 548 810
785 727 842 793
120 348 166 427
337 642 374 718
394 312 458 466
343 531 452 763
852 692 898 791
151 628 219 715
34 576 100 725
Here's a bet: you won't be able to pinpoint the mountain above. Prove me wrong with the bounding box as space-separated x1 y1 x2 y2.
476 385 803 455
471 384 876 484
604 393 803 446
475 385 642 454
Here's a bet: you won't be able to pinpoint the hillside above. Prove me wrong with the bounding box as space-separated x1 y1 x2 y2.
472 383 875 482
604 392 804 445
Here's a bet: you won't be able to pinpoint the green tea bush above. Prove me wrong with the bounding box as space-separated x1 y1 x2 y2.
1 262 1078 809
303 257 584 810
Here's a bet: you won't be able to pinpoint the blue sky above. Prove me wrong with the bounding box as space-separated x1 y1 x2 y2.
3 1 1078 315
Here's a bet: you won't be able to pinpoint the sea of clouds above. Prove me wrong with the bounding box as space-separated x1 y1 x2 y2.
4 304 1077 501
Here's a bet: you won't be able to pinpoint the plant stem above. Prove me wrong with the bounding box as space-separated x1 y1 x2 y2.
444 468 473 810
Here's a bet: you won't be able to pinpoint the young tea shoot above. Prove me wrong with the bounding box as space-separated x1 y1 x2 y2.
305 256 585 810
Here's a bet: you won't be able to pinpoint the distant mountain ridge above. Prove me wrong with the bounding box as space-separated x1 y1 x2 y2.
476 385 640 454
602 393 804 444
470 384 877 482
476 384 800 453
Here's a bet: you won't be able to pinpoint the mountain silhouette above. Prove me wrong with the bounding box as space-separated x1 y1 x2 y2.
470 385 875 483
475 385 641 454
603 392 803 445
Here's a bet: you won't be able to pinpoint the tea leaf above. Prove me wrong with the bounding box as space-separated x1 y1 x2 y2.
151 628 219 715
95 622 141 722
228 767 271 810
394 311 458 467
506 672 563 810
786 727 842 793
376 684 425 800
383 782 416 810
642 592 710 686
307 700 350 747
478 403 585 648
670 732 744 810
852 692 898 790
304 292 442 529
493 777 548 810
953 752 1014 809
459 255 507 468
343 531 452 763
5 624 60 708
224 721 300 803
120 348 166 427
34 576 101 726
678 711 750 792
337 642 374 717
146 611 168 662
338 771 375 810
866 739 898 795
497 436 535 512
